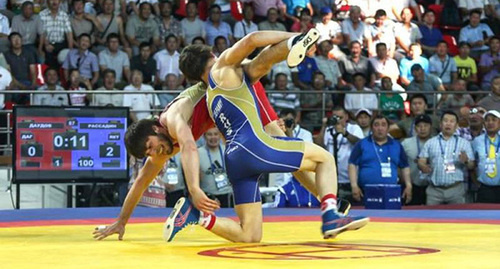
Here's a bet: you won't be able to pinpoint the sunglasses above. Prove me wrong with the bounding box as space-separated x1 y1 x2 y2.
470 107 486 115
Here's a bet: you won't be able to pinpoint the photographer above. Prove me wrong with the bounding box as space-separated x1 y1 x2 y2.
316 106 363 202
280 108 312 142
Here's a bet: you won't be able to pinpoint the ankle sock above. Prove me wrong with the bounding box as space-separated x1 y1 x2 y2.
199 212 216 230
321 193 338 215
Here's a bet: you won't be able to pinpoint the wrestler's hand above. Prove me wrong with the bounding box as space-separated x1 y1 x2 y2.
191 188 220 214
92 220 125 241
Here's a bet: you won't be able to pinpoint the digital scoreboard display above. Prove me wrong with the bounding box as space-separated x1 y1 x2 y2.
13 106 129 183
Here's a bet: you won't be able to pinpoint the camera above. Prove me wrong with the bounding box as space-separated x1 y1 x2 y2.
284 118 295 128
327 115 341 126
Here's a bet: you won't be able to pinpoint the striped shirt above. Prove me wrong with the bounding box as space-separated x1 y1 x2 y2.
269 92 300 112
419 133 475 186
314 55 341 87
39 9 72 44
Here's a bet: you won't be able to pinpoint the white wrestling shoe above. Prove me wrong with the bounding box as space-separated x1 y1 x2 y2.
287 28 320 68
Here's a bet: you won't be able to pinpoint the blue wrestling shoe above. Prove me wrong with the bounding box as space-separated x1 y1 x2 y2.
163 197 200 242
321 210 369 239
287 28 320 68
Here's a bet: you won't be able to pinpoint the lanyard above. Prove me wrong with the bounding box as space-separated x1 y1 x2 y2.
410 119 415 137
294 127 301 138
438 135 458 158
371 137 390 164
416 138 421 155
206 145 225 173
484 135 500 157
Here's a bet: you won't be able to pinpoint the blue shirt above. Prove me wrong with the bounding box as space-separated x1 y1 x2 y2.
205 20 233 46
349 136 409 188
459 23 494 51
282 0 310 16
472 134 500 186
62 49 99 79
399 56 429 82
294 56 318 84
419 25 443 47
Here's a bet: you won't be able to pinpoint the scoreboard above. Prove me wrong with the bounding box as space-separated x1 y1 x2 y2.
13 106 129 183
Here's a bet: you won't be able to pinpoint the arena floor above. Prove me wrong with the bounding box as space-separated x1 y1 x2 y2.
1 205 499 269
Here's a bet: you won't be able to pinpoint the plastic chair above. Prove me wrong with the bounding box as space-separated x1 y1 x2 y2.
442 35 459 56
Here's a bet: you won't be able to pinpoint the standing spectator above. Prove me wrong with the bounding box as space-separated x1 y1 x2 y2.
419 10 443 57
316 106 363 202
479 36 500 90
123 69 160 122
401 114 433 205
367 9 396 58
459 10 494 59
349 115 412 203
438 79 475 115
394 8 422 60
344 73 378 113
94 69 123 107
418 111 475 205
369 43 400 87
11 2 43 58
39 0 74 68
390 94 441 139
4 33 36 99
399 43 430 86
341 6 370 47
257 8 287 32
472 110 500 203
291 8 314 33
130 42 156 84
205 4 234 46
0 12 9 53
154 34 183 85
454 42 478 87
456 106 487 142
66 69 91 106
62 33 99 86
71 0 103 46
379 77 404 122
233 4 258 41
477 75 500 110
300 71 333 129
356 108 372 138
407 64 446 108
99 33 131 84
156 1 182 47
180 1 206 46
95 0 130 54
198 127 233 208
269 73 300 115
429 41 458 89
339 41 375 88
156 73 181 108
314 40 341 88
126 2 161 55
33 68 69 106
315 7 342 50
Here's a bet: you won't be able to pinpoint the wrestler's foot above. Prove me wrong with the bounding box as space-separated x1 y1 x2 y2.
287 28 320 68
321 210 369 239
163 197 200 242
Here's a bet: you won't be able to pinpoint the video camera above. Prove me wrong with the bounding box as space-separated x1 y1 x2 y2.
327 115 341 126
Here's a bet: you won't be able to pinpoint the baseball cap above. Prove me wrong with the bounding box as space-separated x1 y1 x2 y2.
484 110 500 119
415 114 432 125
320 7 332 15
355 108 372 118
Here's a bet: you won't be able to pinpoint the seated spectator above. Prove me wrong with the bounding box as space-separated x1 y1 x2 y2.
399 43 430 86
126 2 161 55
198 127 233 208
94 69 123 107
300 71 333 130
355 108 372 138
33 68 69 106
419 10 443 57
459 0 490 22
418 111 475 205
95 0 130 54
341 6 370 48
407 64 445 108
233 4 258 41
283 0 313 18
266 60 294 89
429 41 458 89
477 75 500 110
4 33 36 101
291 8 314 33
479 36 500 90
401 114 433 205
315 7 343 50
367 9 396 58
314 40 341 88
123 69 160 122
191 36 206 45
269 73 301 116
390 0 421 22
472 110 500 203
394 8 422 60
459 10 494 59
0 12 9 53
258 7 287 32
390 93 440 139
62 33 99 86
349 115 412 203
130 42 156 84
156 1 182 48
339 41 375 88
156 73 181 107
71 0 103 46
454 42 479 88
11 2 42 57
99 33 130 84
205 4 234 46
438 79 475 115
153 34 183 85
242 0 287 23
181 1 206 46
369 43 400 87
291 54 319 90
127 0 160 16
212 35 229 57
379 77 404 122
66 69 91 106
456 106 487 141
344 73 378 113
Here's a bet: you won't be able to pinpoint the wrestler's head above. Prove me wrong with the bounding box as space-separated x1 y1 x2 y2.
125 119 174 159
179 44 216 83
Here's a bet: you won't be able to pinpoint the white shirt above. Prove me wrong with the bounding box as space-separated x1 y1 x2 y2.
293 124 313 142
341 18 369 44
324 122 364 183
344 87 379 112
459 0 491 21
0 14 10 35
34 85 69 106
153 49 181 81
123 84 160 120
233 20 258 39
0 66 11 109
394 22 422 52
315 20 341 42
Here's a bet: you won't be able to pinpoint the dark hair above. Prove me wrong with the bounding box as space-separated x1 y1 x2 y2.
165 34 178 43
68 68 80 76
410 93 428 105
423 10 435 17
490 36 500 43
300 8 311 17
458 41 471 48
192 36 206 44
139 42 151 50
102 68 116 78
125 119 161 159
106 33 120 43
353 72 366 80
349 40 362 49
332 105 348 114
179 44 214 81
187 0 197 8
381 76 392 84
437 40 448 47
469 9 482 17
209 4 221 12
313 71 325 79
8 32 21 41
267 7 278 16
370 115 390 128
279 108 297 118
214 35 227 44
139 2 152 10
440 110 459 122
21 1 33 9
376 42 387 50
375 9 386 18
78 33 91 41
275 72 287 79
44 67 58 78
411 63 423 73
73 0 84 5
